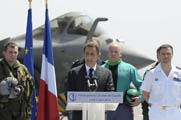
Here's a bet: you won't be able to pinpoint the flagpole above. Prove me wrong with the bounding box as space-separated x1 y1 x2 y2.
29 0 32 9
46 0 48 9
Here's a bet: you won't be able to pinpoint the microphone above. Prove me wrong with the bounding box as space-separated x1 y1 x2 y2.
84 76 91 90
90 76 98 91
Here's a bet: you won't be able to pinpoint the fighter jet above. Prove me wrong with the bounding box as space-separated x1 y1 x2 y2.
0 12 155 94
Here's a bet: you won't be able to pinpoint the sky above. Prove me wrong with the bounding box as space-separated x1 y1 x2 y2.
0 0 181 68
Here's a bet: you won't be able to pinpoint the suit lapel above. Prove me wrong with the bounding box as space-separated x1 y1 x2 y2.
95 65 101 82
80 64 87 79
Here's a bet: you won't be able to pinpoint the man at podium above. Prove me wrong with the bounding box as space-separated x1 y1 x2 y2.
67 41 114 120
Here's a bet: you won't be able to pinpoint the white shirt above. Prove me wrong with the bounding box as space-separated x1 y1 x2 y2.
141 64 181 106
85 64 96 76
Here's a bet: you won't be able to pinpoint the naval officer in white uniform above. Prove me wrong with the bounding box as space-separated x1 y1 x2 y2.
141 44 181 120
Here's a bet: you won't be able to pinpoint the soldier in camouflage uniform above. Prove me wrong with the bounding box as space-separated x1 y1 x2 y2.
0 42 34 120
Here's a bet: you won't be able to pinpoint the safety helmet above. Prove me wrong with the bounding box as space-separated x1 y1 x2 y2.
0 77 24 99
124 87 138 106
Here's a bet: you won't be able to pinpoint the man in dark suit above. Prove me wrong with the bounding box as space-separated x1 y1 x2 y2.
67 41 114 120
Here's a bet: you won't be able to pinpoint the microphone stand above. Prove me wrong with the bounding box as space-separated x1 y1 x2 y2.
91 76 98 91
84 76 98 91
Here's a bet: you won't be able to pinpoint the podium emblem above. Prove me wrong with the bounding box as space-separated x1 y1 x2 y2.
68 93 77 102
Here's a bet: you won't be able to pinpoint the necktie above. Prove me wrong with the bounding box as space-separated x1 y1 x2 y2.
89 68 94 78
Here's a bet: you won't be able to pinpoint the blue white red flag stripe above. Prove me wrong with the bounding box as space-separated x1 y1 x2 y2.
37 9 60 120
40 55 57 95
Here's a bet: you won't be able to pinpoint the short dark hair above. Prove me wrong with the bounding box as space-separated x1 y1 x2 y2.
156 44 173 54
87 39 101 49
84 41 100 54
3 42 19 51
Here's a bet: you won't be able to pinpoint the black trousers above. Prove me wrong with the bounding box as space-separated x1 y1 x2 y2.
141 101 149 120
107 103 133 120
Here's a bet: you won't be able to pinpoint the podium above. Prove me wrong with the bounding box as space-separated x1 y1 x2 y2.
66 92 123 120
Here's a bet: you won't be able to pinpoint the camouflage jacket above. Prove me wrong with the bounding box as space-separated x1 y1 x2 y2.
0 59 34 117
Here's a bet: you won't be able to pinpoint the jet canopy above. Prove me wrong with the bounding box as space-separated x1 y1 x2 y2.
55 12 103 37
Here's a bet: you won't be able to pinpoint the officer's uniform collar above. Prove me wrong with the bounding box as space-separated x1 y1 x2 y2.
155 63 178 73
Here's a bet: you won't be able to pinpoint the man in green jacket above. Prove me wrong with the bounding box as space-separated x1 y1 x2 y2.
103 43 143 120
0 42 34 120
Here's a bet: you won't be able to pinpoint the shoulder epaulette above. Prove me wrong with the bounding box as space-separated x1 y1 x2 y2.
72 59 80 64
143 63 158 79
71 59 81 67
71 58 85 68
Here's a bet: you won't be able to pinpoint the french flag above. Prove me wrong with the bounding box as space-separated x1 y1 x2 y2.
37 9 60 120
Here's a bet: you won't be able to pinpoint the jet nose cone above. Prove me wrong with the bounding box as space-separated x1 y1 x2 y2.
121 44 155 69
